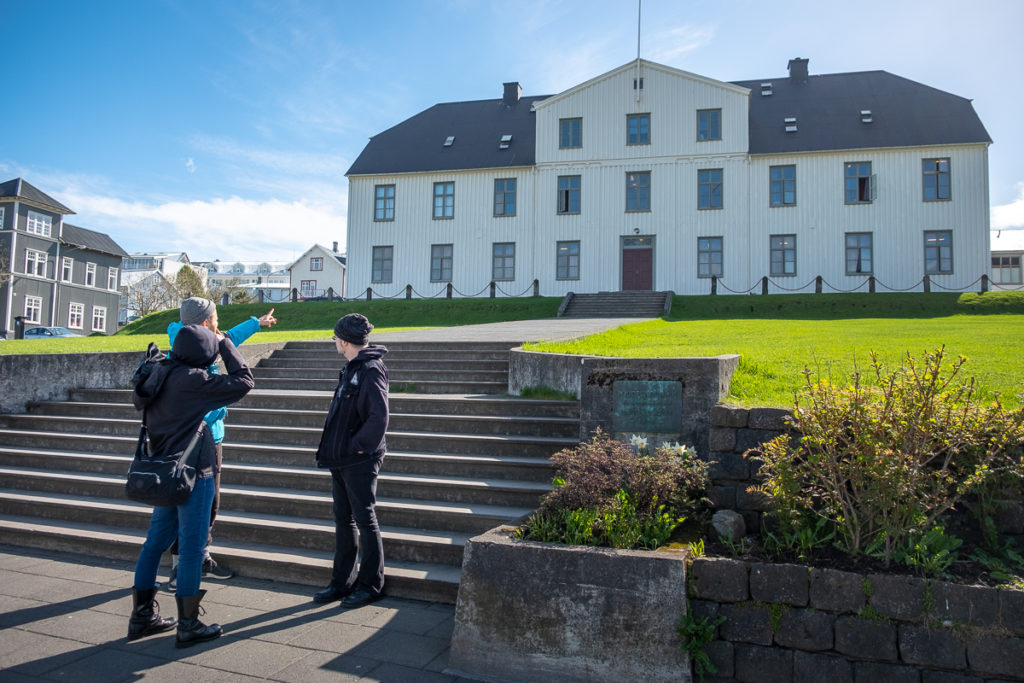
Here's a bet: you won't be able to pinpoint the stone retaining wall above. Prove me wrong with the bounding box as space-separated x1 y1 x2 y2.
688 557 1024 682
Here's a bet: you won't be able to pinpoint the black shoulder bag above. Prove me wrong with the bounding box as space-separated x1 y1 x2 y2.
124 416 204 507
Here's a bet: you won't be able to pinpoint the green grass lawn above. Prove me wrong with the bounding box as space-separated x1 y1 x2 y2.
526 292 1024 408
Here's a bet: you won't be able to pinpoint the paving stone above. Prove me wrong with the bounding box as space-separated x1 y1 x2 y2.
284 620 378 654
0 628 97 677
810 567 868 613
268 649 375 683
835 615 898 662
172 634 313 678
20 607 127 645
358 662 458 683
793 650 853 683
899 624 967 670
750 562 809 606
351 630 451 669
734 643 793 683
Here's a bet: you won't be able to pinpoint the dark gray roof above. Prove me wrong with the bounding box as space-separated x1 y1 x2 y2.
61 223 129 257
0 177 75 214
348 68 990 175
731 70 991 155
347 95 551 176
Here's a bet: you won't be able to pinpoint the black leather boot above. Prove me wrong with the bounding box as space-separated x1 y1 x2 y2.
128 587 176 640
175 589 222 648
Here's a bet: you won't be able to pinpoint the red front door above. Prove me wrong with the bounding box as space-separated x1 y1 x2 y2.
622 246 653 290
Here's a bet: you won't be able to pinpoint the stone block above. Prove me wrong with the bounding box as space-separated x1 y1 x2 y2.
774 608 835 651
707 484 736 509
930 581 999 628
750 562 809 606
449 528 689 683
711 404 749 428
899 624 967 670
689 599 720 624
712 510 746 541
707 450 748 479
734 643 793 683
868 574 927 621
736 485 774 512
835 615 897 661
921 673 984 683
999 588 1024 637
810 568 867 613
689 558 749 602
966 634 1024 679
793 651 853 683
747 407 793 431
720 602 772 645
704 640 734 680
735 427 782 454
853 661 921 683
708 428 737 453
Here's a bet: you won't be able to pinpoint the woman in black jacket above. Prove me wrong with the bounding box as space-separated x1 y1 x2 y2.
128 324 254 647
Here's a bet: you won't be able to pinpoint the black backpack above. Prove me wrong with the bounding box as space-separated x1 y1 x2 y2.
131 342 168 389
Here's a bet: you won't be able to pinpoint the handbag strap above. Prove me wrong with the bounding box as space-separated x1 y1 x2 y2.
175 420 207 467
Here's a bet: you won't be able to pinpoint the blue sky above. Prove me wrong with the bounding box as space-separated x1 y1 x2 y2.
3 0 1023 261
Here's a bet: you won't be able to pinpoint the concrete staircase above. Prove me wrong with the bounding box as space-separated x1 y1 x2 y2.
0 341 579 604
559 291 671 318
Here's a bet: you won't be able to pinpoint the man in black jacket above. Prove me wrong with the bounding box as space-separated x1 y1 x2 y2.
313 313 389 608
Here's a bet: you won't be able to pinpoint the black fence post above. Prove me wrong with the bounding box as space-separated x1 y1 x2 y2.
489 281 496 298
981 274 989 293
223 293 231 306
533 279 539 297
711 276 717 295
326 287 334 300
815 275 822 294
405 284 412 299
923 275 931 293
366 287 373 301
290 288 298 302
446 283 453 299
869 276 875 293
761 276 768 295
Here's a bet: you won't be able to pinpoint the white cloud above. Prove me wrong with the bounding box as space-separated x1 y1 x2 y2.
185 157 196 174
644 24 716 67
992 182 1024 230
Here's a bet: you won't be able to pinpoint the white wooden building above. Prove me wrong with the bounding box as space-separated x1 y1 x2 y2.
286 242 347 299
345 58 992 297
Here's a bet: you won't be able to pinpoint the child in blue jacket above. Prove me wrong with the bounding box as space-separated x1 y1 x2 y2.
165 297 276 588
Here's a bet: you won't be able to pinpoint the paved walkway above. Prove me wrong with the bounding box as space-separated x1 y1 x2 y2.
0 319 649 681
0 545 479 682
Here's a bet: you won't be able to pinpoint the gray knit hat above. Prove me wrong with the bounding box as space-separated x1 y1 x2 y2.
180 297 215 326
334 313 373 345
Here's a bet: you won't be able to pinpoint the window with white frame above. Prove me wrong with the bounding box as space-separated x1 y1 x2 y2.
92 306 107 332
310 257 323 271
371 246 393 283
433 182 454 219
108 266 119 290
992 255 1022 284
770 234 797 276
0 206 5 228
557 175 581 214
698 237 723 278
25 249 47 277
626 172 651 212
923 158 951 201
25 296 42 323
85 262 96 286
698 169 723 209
300 280 317 297
374 184 395 221
627 113 650 145
697 109 722 141
61 257 74 282
845 162 874 204
492 243 515 281
924 230 953 274
845 233 873 274
494 179 516 217
770 165 796 207
556 241 580 280
430 244 453 282
68 302 84 329
26 211 52 236
559 118 582 148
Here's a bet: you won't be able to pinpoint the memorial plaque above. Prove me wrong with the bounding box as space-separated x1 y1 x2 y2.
613 380 683 434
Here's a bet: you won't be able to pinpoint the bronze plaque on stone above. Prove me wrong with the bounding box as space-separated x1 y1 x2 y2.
613 380 683 433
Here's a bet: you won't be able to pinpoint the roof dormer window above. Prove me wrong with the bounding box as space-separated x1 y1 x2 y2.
784 116 797 133
499 134 512 150
761 82 773 96
443 135 455 147
860 109 873 124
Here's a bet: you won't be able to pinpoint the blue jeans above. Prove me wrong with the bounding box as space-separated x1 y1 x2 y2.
133 476 215 597
330 458 384 594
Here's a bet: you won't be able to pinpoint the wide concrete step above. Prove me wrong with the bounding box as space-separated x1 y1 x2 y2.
65 390 581 419
252 377 509 394
0 489 472 566
561 291 668 318
0 514 461 603
0 467 532 534
284 341 516 352
266 350 513 363
14 408 578 438
253 367 509 383
258 358 510 371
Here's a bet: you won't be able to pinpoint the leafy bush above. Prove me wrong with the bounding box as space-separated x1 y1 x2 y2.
750 346 1024 570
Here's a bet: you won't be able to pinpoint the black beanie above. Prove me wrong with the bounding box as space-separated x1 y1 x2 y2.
171 324 219 367
334 313 373 345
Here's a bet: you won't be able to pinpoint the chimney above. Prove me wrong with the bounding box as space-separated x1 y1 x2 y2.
788 58 809 83
503 81 521 105
332 241 338 253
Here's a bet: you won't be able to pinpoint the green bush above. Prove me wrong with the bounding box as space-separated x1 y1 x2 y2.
518 429 709 550
750 346 1024 570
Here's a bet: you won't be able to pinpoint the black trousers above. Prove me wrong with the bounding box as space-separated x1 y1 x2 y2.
330 457 385 594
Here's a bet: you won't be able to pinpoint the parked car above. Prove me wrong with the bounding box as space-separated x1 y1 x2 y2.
24 326 82 338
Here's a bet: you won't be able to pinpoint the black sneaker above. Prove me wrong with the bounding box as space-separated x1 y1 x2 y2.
202 558 235 580
166 566 177 592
